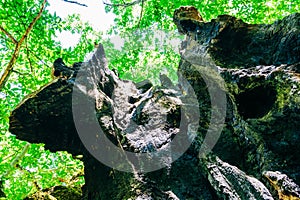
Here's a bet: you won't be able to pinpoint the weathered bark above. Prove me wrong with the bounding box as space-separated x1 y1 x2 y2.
9 7 300 200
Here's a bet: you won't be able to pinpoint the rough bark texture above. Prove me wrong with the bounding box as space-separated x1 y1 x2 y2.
9 6 300 200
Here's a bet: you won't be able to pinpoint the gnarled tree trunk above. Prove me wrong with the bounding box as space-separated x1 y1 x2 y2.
9 7 300 200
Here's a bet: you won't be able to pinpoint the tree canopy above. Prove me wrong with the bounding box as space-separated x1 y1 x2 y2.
0 0 299 199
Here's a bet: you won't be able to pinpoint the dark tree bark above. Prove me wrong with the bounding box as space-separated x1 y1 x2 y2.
9 6 300 200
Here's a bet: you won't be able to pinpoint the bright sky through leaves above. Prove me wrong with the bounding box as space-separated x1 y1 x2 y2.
47 0 115 48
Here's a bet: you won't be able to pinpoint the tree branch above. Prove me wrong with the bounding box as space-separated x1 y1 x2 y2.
0 26 17 44
25 39 35 76
62 0 87 7
0 0 46 91
3 143 30 177
26 48 50 68
103 0 146 7
136 0 144 28
11 69 31 77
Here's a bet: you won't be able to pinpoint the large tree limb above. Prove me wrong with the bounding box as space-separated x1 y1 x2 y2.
0 0 46 91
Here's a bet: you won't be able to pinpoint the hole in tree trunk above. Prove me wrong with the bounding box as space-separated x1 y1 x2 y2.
236 85 277 119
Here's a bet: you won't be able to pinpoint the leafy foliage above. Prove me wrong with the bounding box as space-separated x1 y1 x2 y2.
0 1 88 199
0 0 299 199
103 0 299 83
107 0 299 27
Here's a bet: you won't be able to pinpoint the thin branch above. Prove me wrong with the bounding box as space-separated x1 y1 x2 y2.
103 0 146 7
136 0 144 28
26 48 50 68
0 26 17 44
11 69 31 76
62 0 88 7
3 143 30 177
25 39 34 75
0 0 46 91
